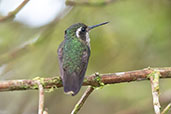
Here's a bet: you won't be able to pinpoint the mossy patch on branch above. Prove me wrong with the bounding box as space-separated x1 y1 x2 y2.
93 72 104 89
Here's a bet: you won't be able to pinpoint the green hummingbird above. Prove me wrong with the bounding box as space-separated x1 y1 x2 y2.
57 22 109 96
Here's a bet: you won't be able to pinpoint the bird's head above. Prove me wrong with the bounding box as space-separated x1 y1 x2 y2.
65 22 109 46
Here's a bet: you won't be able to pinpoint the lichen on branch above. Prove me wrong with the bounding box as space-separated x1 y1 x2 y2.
0 67 171 92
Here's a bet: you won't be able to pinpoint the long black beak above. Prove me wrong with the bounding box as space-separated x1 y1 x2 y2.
88 22 109 31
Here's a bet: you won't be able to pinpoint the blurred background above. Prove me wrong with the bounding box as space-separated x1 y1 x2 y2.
0 0 171 114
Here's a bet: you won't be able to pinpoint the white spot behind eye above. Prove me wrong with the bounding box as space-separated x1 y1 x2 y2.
76 27 90 47
86 32 90 47
76 27 82 38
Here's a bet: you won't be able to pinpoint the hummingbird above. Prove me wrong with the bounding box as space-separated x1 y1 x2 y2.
57 22 109 96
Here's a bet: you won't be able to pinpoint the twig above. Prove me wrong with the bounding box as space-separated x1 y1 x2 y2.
116 90 171 114
149 71 161 114
0 0 30 22
43 110 48 114
37 81 44 114
66 0 116 7
0 67 171 92
0 7 72 66
0 36 39 65
161 103 171 114
71 86 94 114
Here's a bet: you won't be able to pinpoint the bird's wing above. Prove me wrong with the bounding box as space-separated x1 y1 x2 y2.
64 46 90 96
58 40 90 96
57 41 65 80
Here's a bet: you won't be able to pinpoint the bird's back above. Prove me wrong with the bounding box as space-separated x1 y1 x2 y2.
58 38 90 96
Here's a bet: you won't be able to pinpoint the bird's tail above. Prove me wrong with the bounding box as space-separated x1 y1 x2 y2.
62 73 83 96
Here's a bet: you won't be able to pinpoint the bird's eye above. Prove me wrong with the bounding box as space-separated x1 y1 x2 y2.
81 27 86 32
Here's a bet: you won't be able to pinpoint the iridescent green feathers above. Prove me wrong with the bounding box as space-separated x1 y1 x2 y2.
58 23 90 96
62 38 89 74
58 22 108 96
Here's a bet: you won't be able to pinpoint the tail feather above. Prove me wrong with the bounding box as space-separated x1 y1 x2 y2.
62 72 83 96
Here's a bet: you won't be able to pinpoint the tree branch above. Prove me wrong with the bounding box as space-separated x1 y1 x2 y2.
0 0 30 22
37 81 45 114
71 86 94 114
149 71 161 114
0 67 171 92
161 103 171 114
0 7 72 66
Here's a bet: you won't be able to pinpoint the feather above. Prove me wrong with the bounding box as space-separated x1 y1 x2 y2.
57 39 90 96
